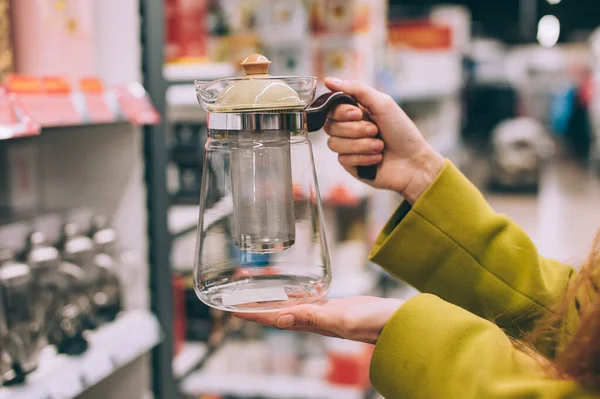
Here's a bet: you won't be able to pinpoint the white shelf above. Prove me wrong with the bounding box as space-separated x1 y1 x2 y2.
0 311 161 399
181 372 365 399
170 197 233 238
168 204 200 237
163 63 236 82
173 342 208 379
166 84 198 107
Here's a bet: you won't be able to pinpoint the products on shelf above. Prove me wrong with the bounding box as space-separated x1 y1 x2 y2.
309 0 385 36
0 249 39 384
0 214 128 385
325 338 372 389
0 0 13 82
87 215 124 323
267 42 313 77
11 0 95 81
22 230 90 358
173 274 186 356
165 0 209 63
255 0 308 44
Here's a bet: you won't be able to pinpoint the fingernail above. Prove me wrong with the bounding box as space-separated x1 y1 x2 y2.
348 109 361 119
327 77 343 85
277 314 296 328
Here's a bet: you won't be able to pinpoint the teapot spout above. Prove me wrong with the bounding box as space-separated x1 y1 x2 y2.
194 80 213 110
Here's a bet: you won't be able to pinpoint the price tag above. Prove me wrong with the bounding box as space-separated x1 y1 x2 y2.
114 83 161 126
81 350 114 386
0 88 41 140
79 78 116 123
42 78 82 126
47 364 85 399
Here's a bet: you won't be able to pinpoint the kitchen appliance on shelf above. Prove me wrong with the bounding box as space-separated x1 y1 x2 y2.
22 232 88 356
193 54 375 312
0 249 38 384
87 215 123 322
57 222 105 329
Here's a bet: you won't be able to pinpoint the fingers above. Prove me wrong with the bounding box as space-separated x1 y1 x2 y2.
234 302 340 333
328 137 384 155
338 154 383 168
324 77 393 115
327 104 363 122
324 120 378 138
234 312 279 326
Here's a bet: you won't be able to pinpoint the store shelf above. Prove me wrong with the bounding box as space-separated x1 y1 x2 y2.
173 342 209 379
42 120 131 131
168 204 199 238
0 310 161 399
163 62 236 83
0 121 135 142
169 197 233 238
181 372 366 399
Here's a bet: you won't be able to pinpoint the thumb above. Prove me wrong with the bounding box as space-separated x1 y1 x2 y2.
276 304 337 330
324 77 391 116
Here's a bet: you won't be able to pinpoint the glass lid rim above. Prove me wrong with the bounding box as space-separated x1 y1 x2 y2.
195 75 318 85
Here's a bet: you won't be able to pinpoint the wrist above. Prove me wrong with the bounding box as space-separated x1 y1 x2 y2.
399 147 444 204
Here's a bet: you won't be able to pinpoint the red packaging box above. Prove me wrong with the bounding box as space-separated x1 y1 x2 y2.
165 0 208 63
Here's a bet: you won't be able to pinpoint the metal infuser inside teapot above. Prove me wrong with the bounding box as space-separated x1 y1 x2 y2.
194 54 376 313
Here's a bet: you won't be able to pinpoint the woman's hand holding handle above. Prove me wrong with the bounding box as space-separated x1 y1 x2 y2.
323 78 444 204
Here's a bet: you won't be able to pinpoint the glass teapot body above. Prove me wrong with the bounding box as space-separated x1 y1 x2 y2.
194 115 332 312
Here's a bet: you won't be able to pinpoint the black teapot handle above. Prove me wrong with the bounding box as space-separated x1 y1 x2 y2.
306 92 378 181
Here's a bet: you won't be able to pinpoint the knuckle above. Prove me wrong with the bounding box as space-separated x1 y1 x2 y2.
360 139 373 153
301 311 320 329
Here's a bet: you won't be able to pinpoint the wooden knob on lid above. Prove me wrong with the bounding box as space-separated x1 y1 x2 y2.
241 54 271 75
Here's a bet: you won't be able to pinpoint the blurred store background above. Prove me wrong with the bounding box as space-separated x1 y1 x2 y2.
0 0 599 399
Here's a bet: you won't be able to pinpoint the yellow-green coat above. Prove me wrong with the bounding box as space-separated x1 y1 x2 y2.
368 160 598 398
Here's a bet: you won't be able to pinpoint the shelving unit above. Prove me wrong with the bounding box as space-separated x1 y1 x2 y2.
0 311 161 399
172 342 209 379
0 117 156 399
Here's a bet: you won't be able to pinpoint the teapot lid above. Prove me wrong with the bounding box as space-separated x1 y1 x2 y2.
202 54 310 113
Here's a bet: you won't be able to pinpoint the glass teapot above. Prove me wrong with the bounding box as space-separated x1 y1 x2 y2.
194 54 376 312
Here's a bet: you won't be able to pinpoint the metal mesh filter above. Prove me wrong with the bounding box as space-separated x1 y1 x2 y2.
229 129 295 253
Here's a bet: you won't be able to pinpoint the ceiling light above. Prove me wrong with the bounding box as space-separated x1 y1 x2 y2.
537 15 560 48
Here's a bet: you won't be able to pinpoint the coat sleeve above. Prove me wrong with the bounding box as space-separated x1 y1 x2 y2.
370 294 597 399
369 160 577 338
